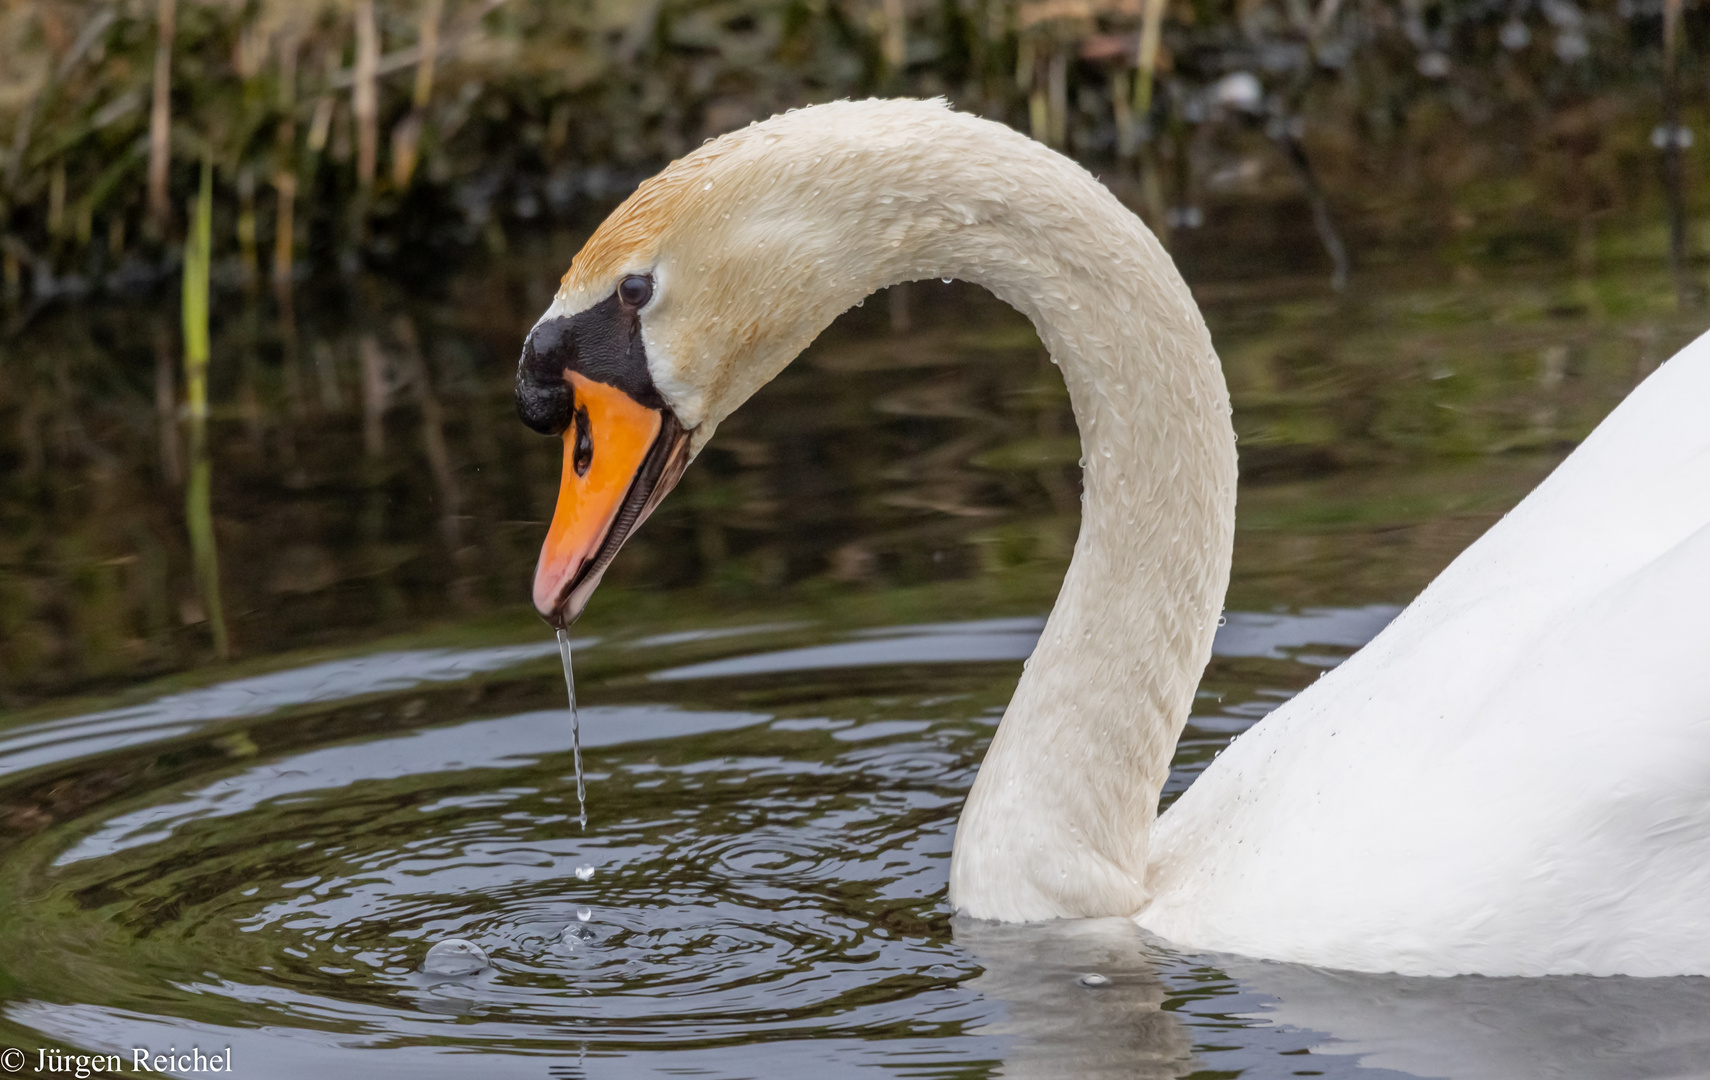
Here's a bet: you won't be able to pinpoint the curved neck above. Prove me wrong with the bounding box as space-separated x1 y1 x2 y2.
934 156 1236 921
618 103 1237 918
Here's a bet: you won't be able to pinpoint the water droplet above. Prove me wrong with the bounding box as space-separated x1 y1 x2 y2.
577 907 592 922
941 277 952 284
575 865 595 881
423 938 489 976
1217 616 1228 626
1078 973 1111 988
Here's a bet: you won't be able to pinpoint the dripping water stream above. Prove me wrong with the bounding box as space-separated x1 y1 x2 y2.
556 628 587 829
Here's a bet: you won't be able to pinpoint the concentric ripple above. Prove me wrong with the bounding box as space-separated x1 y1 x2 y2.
4 615 1709 1078
3 703 985 1042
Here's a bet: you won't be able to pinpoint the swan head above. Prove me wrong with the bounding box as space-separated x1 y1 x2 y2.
518 99 969 626
515 266 694 627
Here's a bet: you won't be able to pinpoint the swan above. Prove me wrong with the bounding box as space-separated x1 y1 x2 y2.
513 98 1710 977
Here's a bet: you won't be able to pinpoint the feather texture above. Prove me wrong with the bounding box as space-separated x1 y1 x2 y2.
541 97 1710 975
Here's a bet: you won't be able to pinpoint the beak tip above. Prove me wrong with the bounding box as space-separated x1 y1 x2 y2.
534 561 597 629
532 570 571 628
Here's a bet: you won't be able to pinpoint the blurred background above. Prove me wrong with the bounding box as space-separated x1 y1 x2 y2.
5 5 1710 1073
0 0 1706 704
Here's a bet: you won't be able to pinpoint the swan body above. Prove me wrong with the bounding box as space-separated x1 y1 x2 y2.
1145 333 1710 976
515 97 1710 977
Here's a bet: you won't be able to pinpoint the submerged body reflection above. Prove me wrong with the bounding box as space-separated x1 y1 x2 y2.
957 914 1710 1079
955 917 1192 1079
1226 956 1710 1079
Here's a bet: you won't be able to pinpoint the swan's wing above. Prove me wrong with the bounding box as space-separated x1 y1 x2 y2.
1143 329 1710 976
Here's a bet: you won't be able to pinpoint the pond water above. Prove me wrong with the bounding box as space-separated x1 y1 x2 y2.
2 225 1709 1077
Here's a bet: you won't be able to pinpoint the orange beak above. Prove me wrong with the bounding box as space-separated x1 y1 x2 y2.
532 372 691 627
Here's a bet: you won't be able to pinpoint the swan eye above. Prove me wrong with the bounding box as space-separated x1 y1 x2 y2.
619 275 653 308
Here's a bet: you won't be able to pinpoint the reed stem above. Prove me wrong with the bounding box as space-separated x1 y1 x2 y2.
182 160 228 658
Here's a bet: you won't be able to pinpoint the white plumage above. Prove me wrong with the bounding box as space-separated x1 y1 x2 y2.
1144 329 1710 976
555 96 1710 976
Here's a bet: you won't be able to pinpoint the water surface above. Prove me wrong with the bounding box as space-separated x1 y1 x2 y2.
6 601 1709 1078
2 248 1707 1077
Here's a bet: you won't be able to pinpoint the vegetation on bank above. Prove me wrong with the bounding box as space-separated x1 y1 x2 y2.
0 0 1705 295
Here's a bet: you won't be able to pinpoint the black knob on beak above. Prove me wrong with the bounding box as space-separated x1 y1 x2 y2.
516 317 577 437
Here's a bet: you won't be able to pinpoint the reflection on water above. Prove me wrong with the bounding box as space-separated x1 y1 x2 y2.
0 225 1702 704
1 225 1707 1075
955 918 1195 1079
1223 958 1710 1080
180 163 230 662
4 604 1709 1077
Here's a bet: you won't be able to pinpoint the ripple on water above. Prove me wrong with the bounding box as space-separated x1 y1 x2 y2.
4 615 1709 1077
0 661 993 1067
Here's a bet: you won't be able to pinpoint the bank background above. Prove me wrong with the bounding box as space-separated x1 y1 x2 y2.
0 1 1708 1078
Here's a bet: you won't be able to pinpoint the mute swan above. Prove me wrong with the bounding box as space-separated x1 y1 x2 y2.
514 98 1710 977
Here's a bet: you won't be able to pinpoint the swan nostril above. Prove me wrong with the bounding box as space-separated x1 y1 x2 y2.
573 406 593 476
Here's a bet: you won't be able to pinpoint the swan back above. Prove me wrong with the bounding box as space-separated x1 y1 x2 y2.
1144 331 1710 975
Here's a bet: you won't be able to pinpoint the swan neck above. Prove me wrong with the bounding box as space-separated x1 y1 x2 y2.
905 138 1237 921
606 104 1237 920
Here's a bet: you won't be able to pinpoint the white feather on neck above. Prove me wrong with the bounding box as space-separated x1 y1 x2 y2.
631 100 1237 920
564 98 1710 976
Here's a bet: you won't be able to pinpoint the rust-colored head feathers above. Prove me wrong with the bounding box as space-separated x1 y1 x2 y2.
542 97 1183 452
556 141 736 301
